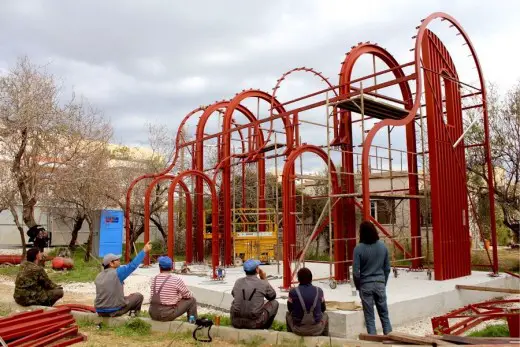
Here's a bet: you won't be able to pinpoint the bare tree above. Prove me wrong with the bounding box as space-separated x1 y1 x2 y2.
0 161 27 254
466 82 520 242
0 58 103 229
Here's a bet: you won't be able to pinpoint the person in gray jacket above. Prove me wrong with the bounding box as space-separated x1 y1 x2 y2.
353 221 392 335
94 242 152 317
230 259 279 329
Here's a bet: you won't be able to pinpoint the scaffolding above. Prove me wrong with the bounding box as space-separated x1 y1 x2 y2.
125 12 498 285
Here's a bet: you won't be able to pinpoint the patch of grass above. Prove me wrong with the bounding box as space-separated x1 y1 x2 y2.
113 318 152 336
79 317 153 337
196 313 285 332
270 320 287 332
198 313 232 327
46 247 102 283
468 324 509 337
0 264 21 278
0 304 12 317
472 249 520 273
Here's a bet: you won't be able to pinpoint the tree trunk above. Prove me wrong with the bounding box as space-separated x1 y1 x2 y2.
84 215 94 262
69 213 85 250
22 199 37 228
9 204 27 256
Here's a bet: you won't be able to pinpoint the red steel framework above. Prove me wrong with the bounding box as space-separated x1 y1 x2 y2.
124 12 498 288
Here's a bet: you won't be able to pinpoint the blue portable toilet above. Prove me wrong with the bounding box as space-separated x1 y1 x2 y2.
92 210 124 257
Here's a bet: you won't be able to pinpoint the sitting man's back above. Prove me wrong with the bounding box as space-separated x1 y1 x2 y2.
94 242 152 317
230 259 279 329
14 248 63 307
149 256 197 321
287 268 328 336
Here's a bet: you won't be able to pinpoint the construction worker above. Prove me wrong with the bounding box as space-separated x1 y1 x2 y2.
94 242 152 317
230 259 279 329
13 248 64 307
149 256 197 321
286 267 329 336
353 221 392 335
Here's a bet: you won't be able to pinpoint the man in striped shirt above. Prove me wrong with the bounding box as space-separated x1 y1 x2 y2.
149 256 198 321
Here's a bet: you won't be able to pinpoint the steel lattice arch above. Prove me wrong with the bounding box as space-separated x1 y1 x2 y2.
124 12 498 289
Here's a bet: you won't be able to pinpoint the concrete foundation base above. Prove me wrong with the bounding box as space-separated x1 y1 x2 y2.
129 262 519 338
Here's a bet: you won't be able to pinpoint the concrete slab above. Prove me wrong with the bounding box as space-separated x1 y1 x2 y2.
55 262 518 338
149 320 172 333
277 331 304 345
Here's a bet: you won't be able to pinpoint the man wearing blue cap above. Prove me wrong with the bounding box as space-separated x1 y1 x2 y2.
230 259 279 329
94 242 152 317
149 256 197 322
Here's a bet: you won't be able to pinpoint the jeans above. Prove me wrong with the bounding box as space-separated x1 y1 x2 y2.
359 282 392 335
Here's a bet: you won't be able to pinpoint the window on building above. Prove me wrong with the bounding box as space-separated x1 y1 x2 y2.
369 200 396 225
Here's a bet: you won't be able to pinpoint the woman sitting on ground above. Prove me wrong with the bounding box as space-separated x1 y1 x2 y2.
286 267 328 336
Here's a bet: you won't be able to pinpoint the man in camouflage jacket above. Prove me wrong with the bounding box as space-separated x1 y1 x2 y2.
14 248 64 307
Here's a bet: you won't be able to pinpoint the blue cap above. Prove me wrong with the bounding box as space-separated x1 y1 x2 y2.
243 259 261 272
158 256 173 269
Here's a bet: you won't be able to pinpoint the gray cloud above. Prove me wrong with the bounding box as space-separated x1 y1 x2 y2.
1 0 519 157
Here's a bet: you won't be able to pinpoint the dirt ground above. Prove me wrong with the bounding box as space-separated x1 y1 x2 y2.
78 328 240 347
0 283 253 347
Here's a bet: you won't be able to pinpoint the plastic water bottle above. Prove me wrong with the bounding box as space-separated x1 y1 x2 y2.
189 315 196 324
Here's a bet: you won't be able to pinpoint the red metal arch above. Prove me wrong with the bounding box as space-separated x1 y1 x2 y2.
281 144 343 289
124 106 205 262
414 12 498 273
339 42 421 267
167 170 219 278
223 89 292 156
194 100 268 265
142 175 192 265
219 90 291 265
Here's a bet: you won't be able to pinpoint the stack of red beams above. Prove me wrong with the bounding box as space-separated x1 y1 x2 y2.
0 306 87 346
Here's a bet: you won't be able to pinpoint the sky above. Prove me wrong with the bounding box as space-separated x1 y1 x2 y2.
1 0 519 172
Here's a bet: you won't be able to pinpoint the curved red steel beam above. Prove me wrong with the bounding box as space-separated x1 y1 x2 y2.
125 106 204 262
167 170 219 278
220 90 291 265
281 144 343 289
339 42 419 266
272 67 339 146
142 175 192 265
194 101 267 264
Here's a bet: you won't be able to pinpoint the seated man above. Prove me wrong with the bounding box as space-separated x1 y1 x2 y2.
149 256 197 321
230 259 279 329
286 268 329 336
14 248 63 307
94 242 152 317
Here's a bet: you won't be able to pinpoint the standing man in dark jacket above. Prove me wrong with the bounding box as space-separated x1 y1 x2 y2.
230 259 279 329
353 221 392 335
14 248 63 306
94 242 152 317
287 268 328 336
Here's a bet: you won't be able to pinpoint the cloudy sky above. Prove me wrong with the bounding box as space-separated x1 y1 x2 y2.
1 0 519 160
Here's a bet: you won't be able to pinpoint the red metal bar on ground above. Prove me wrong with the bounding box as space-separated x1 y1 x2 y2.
24 325 79 347
0 306 70 329
9 320 76 347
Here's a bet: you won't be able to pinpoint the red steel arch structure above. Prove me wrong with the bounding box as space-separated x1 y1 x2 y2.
125 12 498 284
